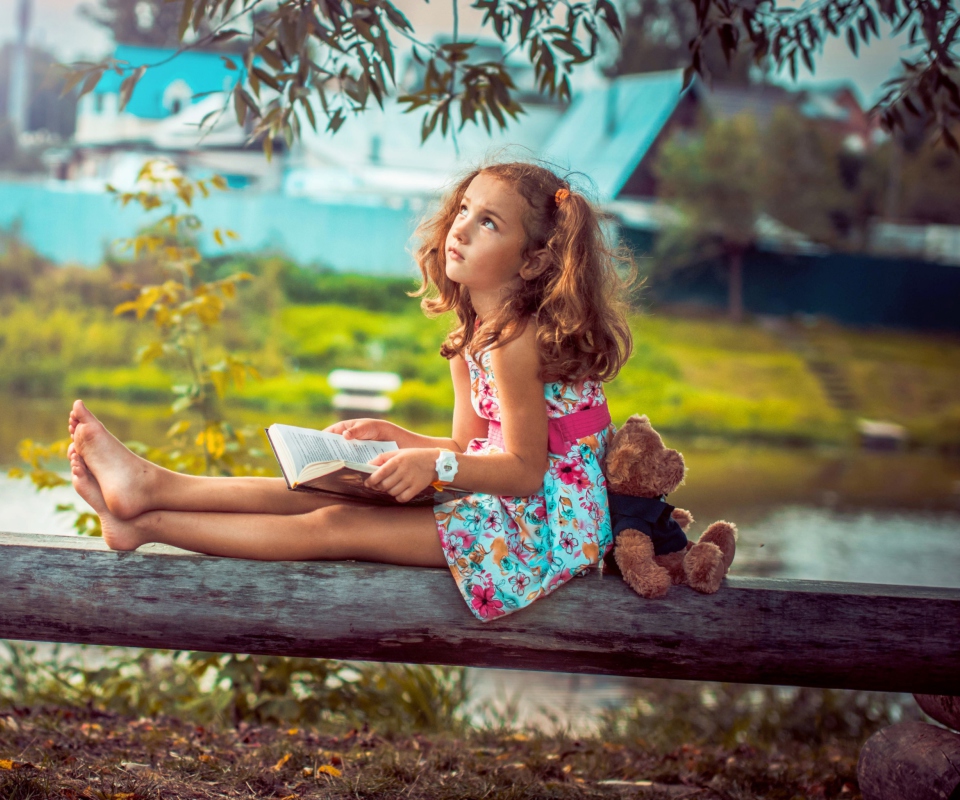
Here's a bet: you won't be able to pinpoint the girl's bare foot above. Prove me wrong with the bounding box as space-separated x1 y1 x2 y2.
69 399 160 520
69 445 143 552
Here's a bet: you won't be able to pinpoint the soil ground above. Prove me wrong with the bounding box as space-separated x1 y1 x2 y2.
1 705 863 800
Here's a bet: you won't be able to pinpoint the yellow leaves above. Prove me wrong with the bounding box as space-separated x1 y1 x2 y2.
227 359 247 388
210 227 240 247
166 420 191 438
0 759 34 770
180 290 225 326
316 765 342 777
272 753 292 771
136 341 165 365
196 425 226 460
209 366 229 398
210 174 228 190
14 438 72 490
114 281 184 322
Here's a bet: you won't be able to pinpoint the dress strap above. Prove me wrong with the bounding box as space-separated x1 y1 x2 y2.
487 402 612 455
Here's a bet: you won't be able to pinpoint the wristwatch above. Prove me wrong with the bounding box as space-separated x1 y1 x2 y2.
434 449 459 489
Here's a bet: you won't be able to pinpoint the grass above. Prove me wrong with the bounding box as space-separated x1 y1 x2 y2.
2 291 960 447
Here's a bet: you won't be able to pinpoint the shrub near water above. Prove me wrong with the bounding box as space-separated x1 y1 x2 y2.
0 304 142 395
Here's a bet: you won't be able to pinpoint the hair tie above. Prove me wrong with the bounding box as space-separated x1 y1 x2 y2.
555 188 570 206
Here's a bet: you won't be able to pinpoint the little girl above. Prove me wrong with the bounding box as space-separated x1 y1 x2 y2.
67 161 634 622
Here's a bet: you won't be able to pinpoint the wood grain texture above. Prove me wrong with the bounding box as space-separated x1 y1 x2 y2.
915 695 960 732
2 532 959 693
858 722 960 800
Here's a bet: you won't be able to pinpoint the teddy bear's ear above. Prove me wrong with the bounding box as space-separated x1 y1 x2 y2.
653 449 686 495
604 441 630 485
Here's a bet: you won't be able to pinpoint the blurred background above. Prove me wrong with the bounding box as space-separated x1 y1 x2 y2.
0 0 958 745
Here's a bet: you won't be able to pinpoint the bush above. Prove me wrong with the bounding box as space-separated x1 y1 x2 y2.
0 642 469 734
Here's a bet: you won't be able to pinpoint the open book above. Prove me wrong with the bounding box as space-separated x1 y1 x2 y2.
264 423 468 506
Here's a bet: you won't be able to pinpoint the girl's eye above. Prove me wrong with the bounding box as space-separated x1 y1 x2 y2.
481 218 496 230
459 204 468 216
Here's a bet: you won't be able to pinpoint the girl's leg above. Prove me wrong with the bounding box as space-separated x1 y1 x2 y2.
69 400 339 519
71 451 446 567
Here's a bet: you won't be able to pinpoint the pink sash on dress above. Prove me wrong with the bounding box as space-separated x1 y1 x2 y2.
486 403 612 455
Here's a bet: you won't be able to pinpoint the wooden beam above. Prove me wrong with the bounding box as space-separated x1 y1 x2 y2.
1 532 958 694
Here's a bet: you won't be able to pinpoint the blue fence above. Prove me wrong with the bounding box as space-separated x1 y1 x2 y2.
0 181 422 275
623 230 960 333
4 180 958 332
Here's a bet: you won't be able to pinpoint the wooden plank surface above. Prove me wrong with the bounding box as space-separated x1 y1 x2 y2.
1 531 959 694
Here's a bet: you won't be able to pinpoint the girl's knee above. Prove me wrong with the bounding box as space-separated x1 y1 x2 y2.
303 504 359 558
306 503 354 527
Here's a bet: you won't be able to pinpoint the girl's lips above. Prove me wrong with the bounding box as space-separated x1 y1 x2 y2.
447 247 464 261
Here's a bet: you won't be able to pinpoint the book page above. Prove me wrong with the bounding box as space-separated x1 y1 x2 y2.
272 424 397 476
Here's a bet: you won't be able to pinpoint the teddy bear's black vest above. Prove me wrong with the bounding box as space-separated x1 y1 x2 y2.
607 493 689 555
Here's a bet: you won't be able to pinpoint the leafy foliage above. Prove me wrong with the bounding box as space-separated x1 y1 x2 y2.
607 0 754 84
0 642 468 732
684 0 960 151
65 0 623 151
7 160 273 534
64 0 960 152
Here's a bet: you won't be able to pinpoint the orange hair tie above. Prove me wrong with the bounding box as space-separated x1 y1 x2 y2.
555 188 570 206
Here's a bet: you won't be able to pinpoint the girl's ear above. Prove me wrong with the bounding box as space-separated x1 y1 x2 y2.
519 249 549 280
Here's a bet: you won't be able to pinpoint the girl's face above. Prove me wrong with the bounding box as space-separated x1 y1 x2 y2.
445 173 531 312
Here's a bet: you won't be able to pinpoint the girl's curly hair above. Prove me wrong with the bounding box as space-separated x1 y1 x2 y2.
413 160 635 385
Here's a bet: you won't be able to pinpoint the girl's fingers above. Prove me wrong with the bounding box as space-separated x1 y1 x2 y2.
368 450 400 467
367 457 398 486
374 469 404 494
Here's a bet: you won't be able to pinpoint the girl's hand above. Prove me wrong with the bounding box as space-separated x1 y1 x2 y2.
366 449 438 504
324 418 399 442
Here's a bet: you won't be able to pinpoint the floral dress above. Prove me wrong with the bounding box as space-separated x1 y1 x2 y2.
434 349 614 621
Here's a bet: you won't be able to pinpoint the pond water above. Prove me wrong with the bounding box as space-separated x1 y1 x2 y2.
3 395 960 730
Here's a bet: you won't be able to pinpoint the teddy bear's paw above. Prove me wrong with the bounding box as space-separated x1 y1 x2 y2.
670 508 694 531
698 521 738 572
614 530 671 599
683 542 726 594
622 563 672 599
654 550 687 585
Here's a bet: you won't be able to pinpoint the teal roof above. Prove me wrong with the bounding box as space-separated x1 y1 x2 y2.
95 44 240 119
543 69 693 201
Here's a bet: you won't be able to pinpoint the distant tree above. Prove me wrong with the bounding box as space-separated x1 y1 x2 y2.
653 114 764 323
608 0 754 85
79 0 185 47
758 106 888 249
78 0 243 49
894 138 960 225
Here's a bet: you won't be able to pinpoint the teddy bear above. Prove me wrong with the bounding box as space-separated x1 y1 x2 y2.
603 414 738 599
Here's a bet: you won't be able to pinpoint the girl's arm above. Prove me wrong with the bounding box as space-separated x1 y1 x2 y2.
326 356 487 452
366 326 549 501
445 328 548 496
